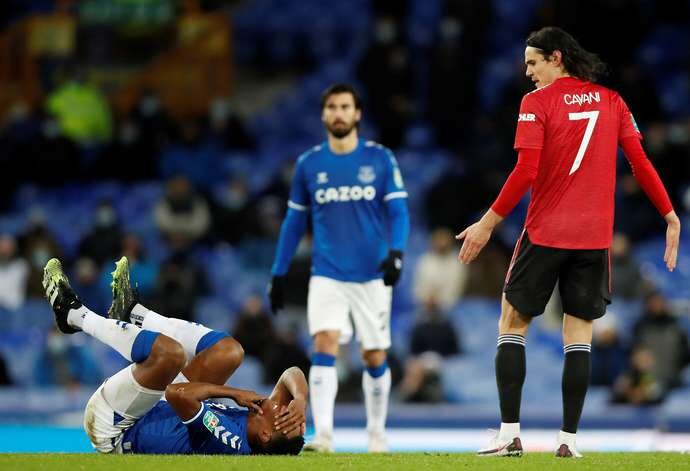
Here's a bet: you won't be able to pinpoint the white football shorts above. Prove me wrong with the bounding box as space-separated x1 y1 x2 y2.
307 276 392 350
83 364 165 453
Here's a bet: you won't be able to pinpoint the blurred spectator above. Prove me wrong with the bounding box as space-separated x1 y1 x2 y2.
232 294 275 360
424 159 493 232
71 257 109 315
45 71 113 145
19 211 63 299
591 314 628 387
632 293 690 390
610 232 649 299
154 176 211 249
214 176 253 245
149 251 208 322
77 200 123 267
119 233 158 298
399 352 444 403
409 297 461 357
611 345 664 405
262 326 310 384
357 17 415 148
413 227 468 310
208 98 255 151
34 327 102 389
0 352 11 386
615 174 665 242
0 234 29 310
96 90 174 181
158 119 224 188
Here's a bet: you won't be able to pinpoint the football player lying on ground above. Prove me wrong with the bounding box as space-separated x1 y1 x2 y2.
42 256 307 455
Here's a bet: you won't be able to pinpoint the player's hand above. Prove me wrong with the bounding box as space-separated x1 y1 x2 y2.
230 389 265 414
273 397 306 436
267 275 285 315
456 221 493 264
664 212 681 272
378 250 403 286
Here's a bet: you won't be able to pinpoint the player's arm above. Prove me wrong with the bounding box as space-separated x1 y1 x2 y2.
269 160 310 313
620 136 680 271
456 147 541 264
380 151 410 286
269 367 308 437
165 382 265 421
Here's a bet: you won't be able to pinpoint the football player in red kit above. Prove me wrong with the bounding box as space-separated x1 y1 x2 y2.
456 27 681 458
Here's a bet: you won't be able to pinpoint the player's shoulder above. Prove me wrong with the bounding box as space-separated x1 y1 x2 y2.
296 143 327 166
363 140 397 163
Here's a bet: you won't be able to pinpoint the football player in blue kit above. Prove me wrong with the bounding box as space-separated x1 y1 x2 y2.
43 256 307 455
268 83 410 452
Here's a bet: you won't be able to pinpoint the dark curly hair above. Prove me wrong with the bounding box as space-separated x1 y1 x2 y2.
320 83 363 111
526 27 608 82
256 435 305 455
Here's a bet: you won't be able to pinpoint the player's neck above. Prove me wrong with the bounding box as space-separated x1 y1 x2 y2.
328 132 359 155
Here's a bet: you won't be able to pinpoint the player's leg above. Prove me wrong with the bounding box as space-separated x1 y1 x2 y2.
479 232 561 457
109 256 243 384
43 259 186 452
556 248 609 458
304 277 351 452
349 279 392 453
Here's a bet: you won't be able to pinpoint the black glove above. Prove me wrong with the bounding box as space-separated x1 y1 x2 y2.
378 250 403 286
267 275 285 315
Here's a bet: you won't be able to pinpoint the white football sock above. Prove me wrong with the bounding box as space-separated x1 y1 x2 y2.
499 422 521 441
71 305 143 362
309 365 338 437
363 367 391 434
132 304 212 359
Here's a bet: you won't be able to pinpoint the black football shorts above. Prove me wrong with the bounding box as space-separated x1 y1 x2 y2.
503 231 611 321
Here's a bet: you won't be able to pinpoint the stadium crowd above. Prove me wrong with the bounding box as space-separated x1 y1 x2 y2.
0 0 689 409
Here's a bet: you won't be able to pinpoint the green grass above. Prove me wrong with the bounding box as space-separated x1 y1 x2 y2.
1 453 689 470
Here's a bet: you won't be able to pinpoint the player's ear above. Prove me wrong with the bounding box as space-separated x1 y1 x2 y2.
550 50 563 66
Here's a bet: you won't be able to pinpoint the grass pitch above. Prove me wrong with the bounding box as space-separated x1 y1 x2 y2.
2 452 689 470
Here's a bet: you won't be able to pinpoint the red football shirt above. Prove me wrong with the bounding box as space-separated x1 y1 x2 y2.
514 76 641 249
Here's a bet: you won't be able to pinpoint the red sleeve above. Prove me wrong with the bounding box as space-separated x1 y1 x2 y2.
491 148 541 217
620 136 673 216
616 93 643 142
514 93 546 150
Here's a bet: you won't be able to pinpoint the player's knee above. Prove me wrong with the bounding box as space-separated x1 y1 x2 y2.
498 307 530 334
216 336 244 367
151 334 187 374
362 349 386 367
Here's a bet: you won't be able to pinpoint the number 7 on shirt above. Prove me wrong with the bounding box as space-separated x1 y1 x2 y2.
568 111 599 175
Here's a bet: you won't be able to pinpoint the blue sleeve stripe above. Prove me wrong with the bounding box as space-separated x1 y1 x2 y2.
384 191 408 201
287 200 308 211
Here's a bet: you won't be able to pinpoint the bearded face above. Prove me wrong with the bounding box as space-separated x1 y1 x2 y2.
321 93 361 139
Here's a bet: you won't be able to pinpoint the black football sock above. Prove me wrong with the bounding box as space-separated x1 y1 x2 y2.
561 343 591 433
496 334 526 423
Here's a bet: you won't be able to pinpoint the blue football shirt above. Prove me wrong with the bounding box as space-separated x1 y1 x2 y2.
121 401 251 455
288 139 408 282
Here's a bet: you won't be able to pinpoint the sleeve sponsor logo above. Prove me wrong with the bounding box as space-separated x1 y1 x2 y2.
393 167 404 189
518 113 536 122
203 410 220 432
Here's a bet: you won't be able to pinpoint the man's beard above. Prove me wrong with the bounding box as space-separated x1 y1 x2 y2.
327 121 357 139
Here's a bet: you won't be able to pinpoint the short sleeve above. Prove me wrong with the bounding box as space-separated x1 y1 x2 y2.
183 403 245 453
383 149 408 203
616 94 643 142
287 156 310 211
514 93 546 150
